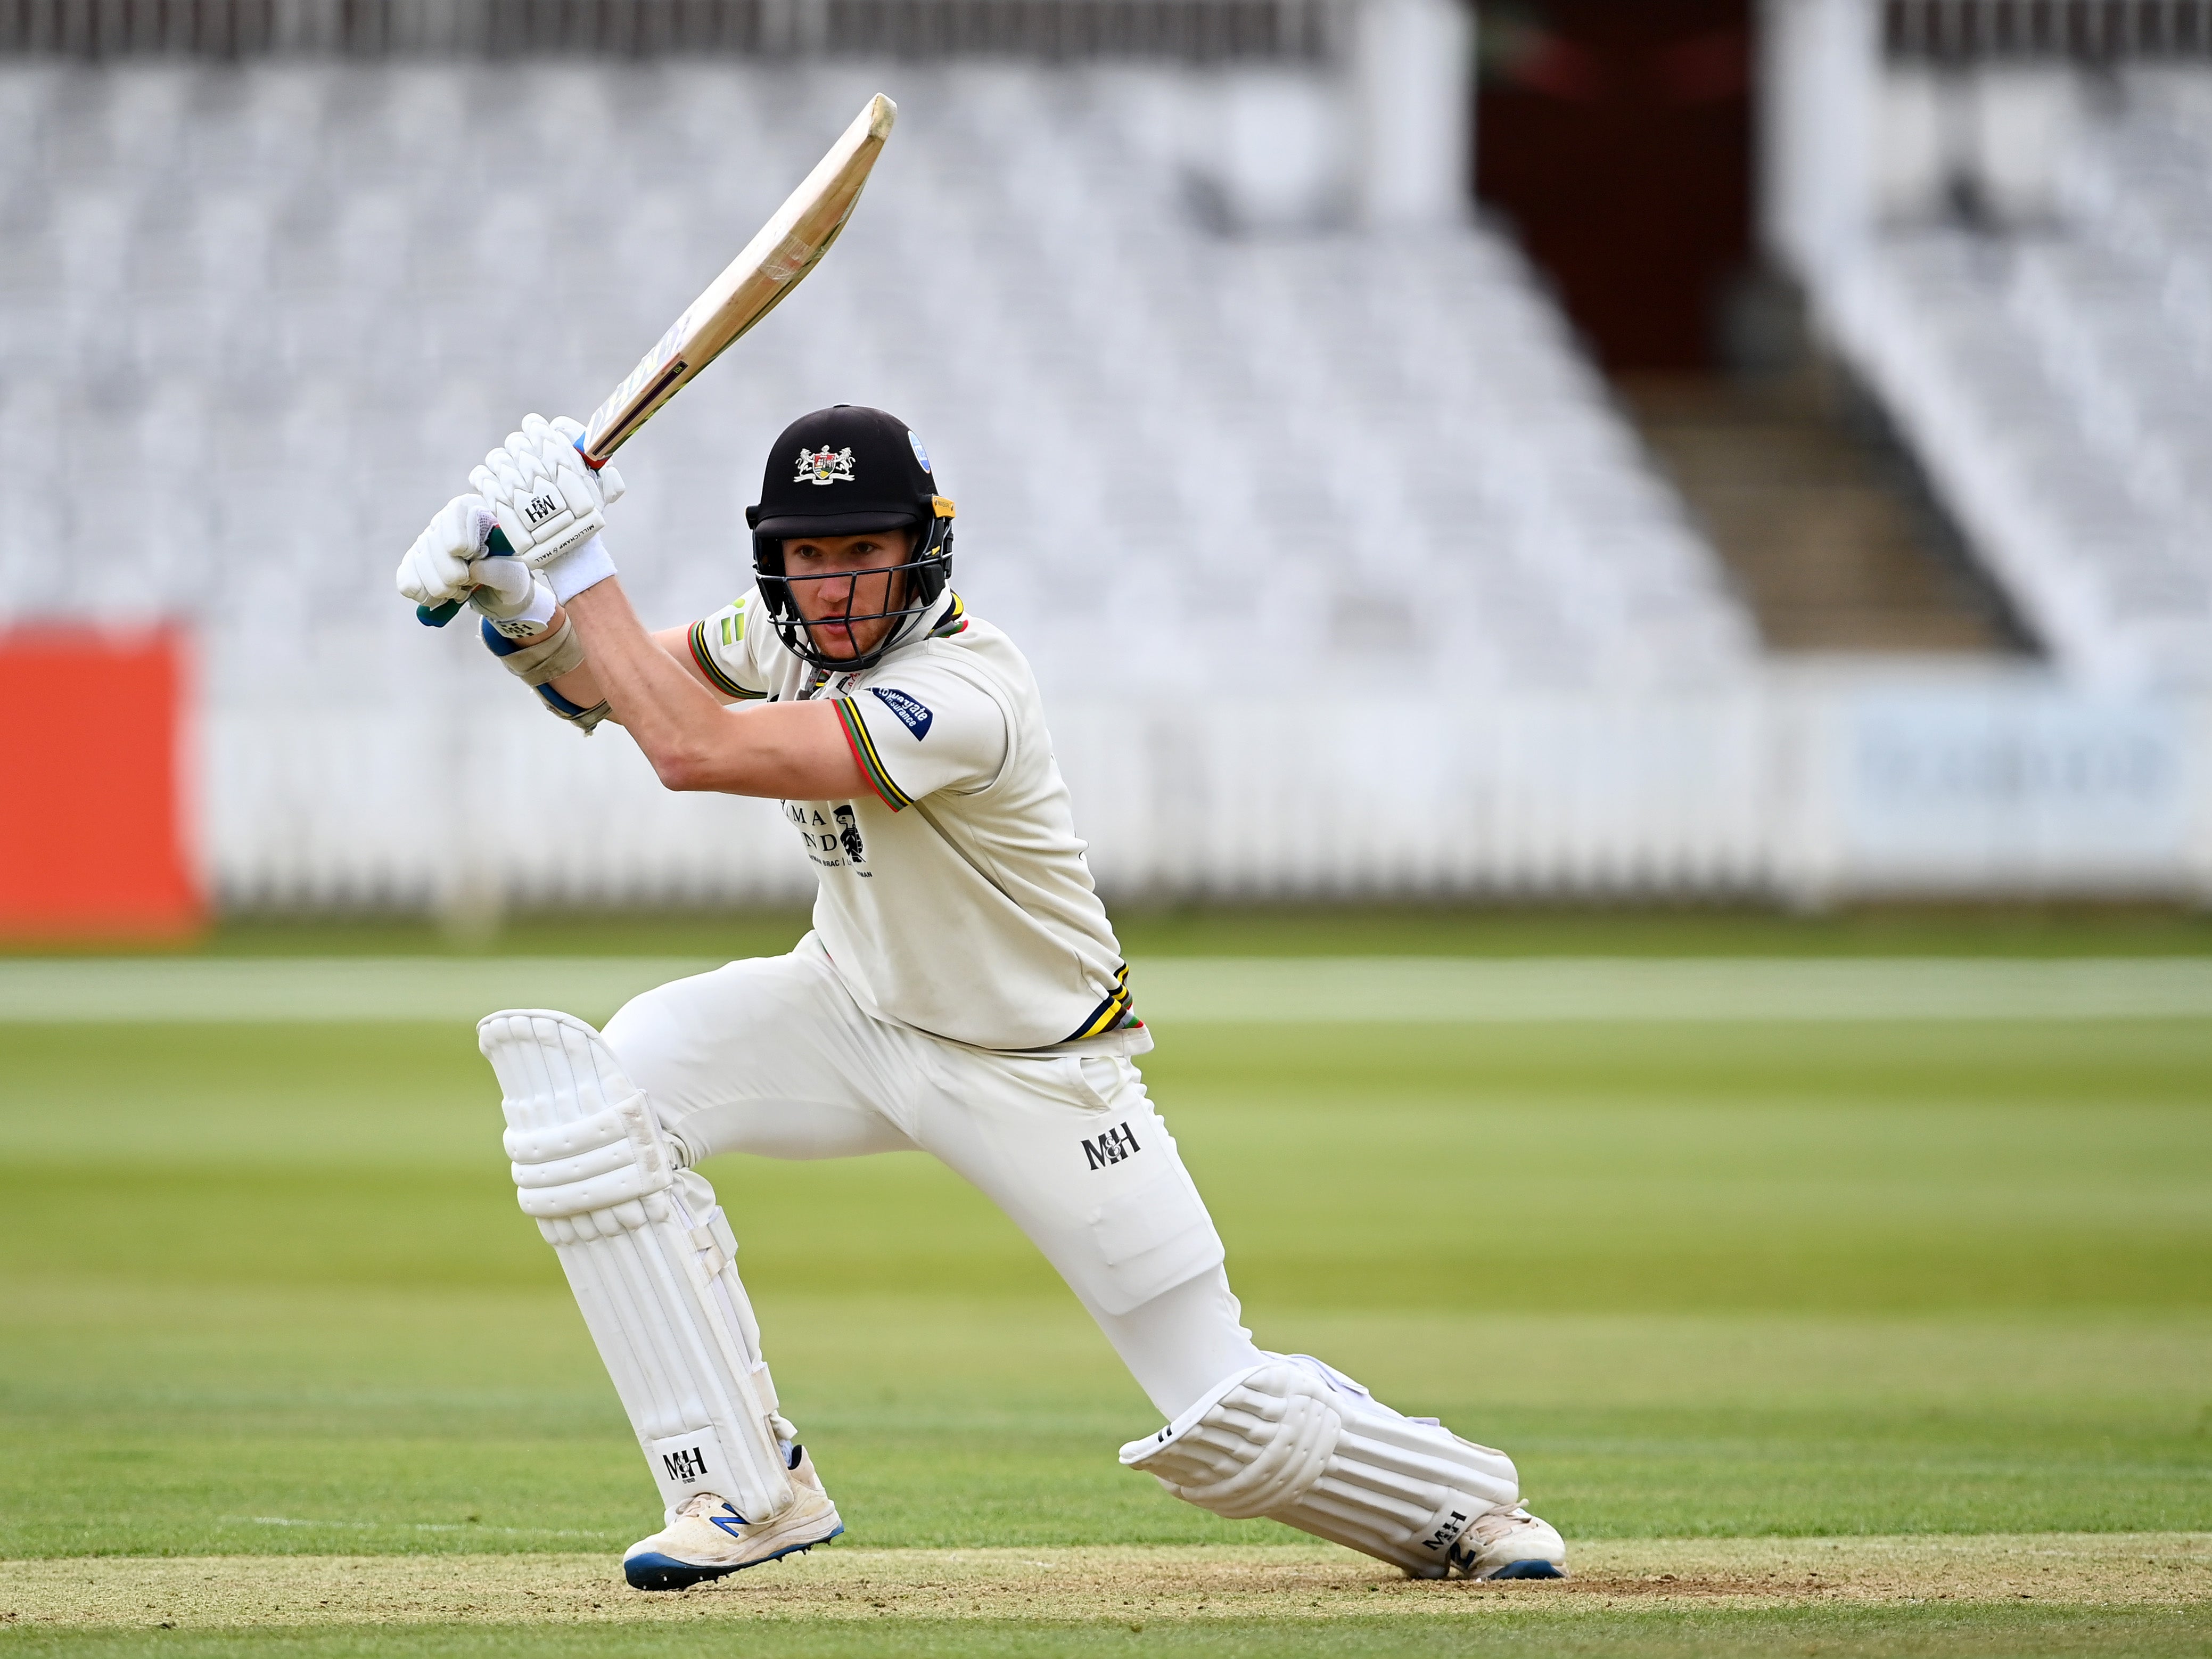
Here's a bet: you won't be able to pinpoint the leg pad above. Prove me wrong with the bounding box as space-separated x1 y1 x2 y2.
1121 1355 1519 1578
481 1008 796 1524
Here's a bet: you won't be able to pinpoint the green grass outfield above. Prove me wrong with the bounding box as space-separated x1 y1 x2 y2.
3 911 2209 1653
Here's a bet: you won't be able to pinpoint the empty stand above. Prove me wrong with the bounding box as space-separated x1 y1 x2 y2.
0 58 1754 723
1814 68 2212 689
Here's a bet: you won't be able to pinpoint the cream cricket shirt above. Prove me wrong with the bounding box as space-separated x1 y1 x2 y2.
685 587 1142 1054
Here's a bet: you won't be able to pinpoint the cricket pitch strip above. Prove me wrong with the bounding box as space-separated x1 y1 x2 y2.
4 1535 2206 1630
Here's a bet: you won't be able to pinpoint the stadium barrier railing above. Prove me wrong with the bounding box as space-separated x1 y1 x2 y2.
195 666 2212 910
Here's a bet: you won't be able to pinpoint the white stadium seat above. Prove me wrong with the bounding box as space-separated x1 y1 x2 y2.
1819 69 2212 690
0 58 1754 714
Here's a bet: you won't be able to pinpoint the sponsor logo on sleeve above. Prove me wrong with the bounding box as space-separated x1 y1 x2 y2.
869 686 934 740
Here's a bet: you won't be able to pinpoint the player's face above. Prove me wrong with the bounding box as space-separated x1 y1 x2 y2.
780 530 914 661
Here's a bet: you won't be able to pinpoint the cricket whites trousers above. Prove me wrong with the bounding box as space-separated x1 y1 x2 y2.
602 932 1267 1418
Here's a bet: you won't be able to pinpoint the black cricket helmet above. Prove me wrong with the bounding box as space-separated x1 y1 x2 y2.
747 404 954 672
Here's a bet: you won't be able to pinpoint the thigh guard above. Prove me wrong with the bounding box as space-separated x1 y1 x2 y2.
480 1008 795 1525
1119 1356 1518 1578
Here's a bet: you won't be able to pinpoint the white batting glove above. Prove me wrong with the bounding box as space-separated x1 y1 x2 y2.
396 494 496 611
469 413 626 570
467 555 558 638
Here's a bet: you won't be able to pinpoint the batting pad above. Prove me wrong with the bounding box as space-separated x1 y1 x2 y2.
1119 1356 1519 1578
479 1008 795 1525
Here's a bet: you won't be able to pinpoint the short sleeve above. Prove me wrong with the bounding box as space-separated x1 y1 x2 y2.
686 592 771 701
834 668 1008 811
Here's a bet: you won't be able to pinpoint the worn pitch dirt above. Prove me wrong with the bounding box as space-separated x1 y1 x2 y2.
2 1535 2206 1630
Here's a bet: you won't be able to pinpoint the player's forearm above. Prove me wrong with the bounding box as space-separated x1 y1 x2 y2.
563 582 731 776
565 582 860 798
539 622 693 717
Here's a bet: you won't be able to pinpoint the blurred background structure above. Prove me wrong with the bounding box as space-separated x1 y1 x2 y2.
2 0 2210 924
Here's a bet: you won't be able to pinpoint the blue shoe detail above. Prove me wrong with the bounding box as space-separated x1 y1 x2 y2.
623 1523 845 1592
1487 1558 1566 1581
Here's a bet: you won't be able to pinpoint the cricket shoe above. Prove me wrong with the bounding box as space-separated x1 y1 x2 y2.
1446 1506 1568 1580
622 1450 844 1591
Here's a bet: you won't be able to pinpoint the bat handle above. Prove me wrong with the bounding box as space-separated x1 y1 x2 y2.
415 525 520 628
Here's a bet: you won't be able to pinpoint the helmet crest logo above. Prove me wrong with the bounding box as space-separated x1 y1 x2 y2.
794 446 857 486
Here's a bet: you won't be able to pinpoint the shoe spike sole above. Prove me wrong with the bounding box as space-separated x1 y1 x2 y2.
624 1523 845 1592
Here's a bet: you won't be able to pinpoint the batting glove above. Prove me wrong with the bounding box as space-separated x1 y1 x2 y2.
396 494 496 611
470 413 626 570
467 553 558 638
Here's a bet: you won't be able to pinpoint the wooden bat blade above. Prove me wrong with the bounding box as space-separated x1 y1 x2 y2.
578 92 897 466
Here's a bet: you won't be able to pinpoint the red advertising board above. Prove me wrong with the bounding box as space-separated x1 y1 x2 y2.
0 627 203 940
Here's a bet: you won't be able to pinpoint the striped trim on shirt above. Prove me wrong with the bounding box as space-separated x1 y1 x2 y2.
929 592 969 639
688 617 765 701
835 696 915 811
1065 964 1140 1042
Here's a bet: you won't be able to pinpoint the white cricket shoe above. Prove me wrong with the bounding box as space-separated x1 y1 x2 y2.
622 1449 844 1591
1447 1505 1568 1580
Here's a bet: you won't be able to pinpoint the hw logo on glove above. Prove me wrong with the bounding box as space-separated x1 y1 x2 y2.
524 492 562 528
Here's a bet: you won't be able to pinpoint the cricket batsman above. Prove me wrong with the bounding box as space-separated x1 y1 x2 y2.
395 404 1569 1591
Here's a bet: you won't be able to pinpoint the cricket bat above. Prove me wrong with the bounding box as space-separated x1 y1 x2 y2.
421 92 898 625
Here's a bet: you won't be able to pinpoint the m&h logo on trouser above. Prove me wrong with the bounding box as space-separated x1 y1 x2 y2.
1082 1122 1142 1170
